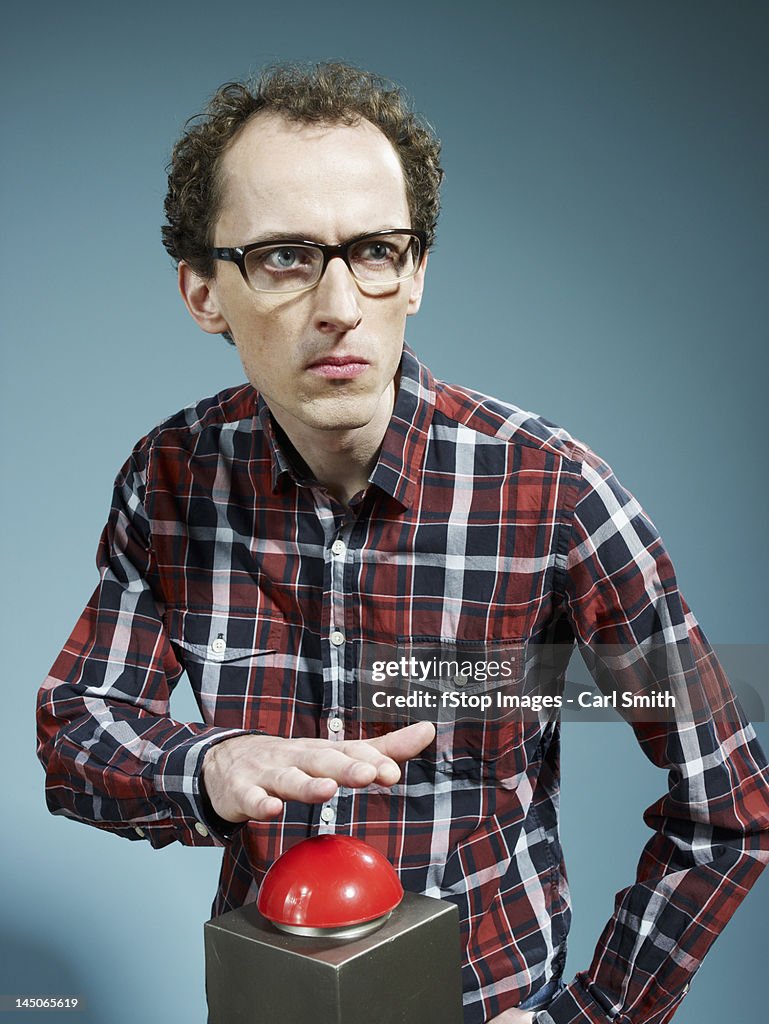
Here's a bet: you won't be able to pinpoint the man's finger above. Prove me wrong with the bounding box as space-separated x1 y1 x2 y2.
365 721 436 763
287 746 382 789
259 764 341 804
486 1009 534 1023
337 722 436 786
235 784 284 822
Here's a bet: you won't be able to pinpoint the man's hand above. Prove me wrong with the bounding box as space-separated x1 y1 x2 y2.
487 1010 535 1023
202 721 436 822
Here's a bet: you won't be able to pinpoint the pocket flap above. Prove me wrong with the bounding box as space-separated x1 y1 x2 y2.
165 608 283 664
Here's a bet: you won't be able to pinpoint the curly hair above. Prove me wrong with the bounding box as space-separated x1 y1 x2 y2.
161 62 443 279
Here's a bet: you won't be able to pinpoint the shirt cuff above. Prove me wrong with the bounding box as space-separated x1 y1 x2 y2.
152 727 258 846
535 974 693 1024
533 978 612 1023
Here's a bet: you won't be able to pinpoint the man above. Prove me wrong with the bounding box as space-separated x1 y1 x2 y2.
37 63 769 1023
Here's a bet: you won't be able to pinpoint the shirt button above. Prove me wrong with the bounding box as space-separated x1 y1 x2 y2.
320 805 336 824
330 629 345 646
194 821 209 838
134 826 145 838
210 637 226 655
331 539 346 557
453 673 469 687
328 717 344 734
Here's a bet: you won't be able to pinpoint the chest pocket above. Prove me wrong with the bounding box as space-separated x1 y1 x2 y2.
395 636 530 783
165 608 285 731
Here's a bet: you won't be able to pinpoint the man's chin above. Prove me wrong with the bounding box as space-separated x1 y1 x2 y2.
306 411 377 432
300 392 386 433
263 378 397 441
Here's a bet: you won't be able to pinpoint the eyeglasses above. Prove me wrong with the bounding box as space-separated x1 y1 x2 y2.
210 229 426 294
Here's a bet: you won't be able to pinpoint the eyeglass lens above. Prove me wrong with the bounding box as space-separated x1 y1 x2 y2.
243 233 421 292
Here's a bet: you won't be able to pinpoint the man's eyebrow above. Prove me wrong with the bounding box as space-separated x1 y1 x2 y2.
243 227 406 245
248 231 312 243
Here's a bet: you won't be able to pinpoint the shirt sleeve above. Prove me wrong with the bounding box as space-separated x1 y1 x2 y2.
36 441 252 849
539 449 769 1024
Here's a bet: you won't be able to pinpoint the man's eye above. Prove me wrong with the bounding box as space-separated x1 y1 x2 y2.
358 241 395 262
367 242 391 260
265 247 303 270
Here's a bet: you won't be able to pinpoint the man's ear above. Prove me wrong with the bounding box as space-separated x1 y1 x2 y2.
178 261 231 335
406 251 428 316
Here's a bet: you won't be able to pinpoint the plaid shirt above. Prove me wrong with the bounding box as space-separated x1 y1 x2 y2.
37 345 769 1024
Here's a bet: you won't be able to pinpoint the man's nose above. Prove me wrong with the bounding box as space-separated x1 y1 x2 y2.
311 257 363 334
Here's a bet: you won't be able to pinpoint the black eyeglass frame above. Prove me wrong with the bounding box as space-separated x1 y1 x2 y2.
210 228 427 293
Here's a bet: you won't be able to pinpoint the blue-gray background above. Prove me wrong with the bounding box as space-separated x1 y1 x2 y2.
2 2 767 1021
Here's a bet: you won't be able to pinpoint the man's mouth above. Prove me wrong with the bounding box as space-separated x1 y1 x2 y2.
306 355 370 380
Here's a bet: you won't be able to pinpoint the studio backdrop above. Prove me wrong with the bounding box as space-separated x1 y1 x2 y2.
2 3 767 1022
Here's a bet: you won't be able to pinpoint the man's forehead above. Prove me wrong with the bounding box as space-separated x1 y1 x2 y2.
220 111 403 184
214 111 410 242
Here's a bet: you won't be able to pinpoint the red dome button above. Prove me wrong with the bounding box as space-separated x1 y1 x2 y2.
257 835 404 938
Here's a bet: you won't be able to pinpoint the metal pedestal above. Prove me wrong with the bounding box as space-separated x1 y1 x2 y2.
205 890 464 1023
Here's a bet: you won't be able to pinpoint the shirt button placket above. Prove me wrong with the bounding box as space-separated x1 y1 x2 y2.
321 625 345 834
322 523 354 834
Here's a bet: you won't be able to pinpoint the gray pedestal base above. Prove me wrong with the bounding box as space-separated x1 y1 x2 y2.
205 890 464 1023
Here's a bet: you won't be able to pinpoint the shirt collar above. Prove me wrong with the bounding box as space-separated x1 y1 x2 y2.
368 343 435 510
256 343 435 510
256 396 304 492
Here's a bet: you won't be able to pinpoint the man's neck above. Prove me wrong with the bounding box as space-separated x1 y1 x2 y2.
268 385 395 508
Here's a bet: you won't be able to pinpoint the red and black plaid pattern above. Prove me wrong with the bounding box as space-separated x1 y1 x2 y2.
37 346 769 1023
